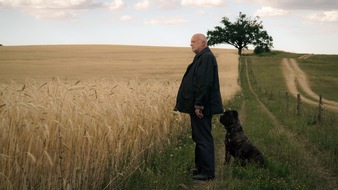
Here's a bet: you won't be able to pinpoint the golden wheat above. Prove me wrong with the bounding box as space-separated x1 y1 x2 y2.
0 78 189 189
0 45 239 189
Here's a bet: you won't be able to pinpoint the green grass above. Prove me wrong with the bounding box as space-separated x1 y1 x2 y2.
216 95 306 190
246 53 338 157
122 125 195 190
297 54 338 102
243 54 338 187
122 52 338 190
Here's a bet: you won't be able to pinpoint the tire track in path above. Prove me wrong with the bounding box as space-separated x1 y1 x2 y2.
298 54 313 60
281 58 338 111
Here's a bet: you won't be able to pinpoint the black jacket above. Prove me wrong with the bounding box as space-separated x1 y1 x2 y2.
175 47 223 115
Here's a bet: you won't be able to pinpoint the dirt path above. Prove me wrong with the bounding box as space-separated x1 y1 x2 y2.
244 58 338 189
213 49 241 101
188 54 337 189
281 58 338 111
298 54 313 60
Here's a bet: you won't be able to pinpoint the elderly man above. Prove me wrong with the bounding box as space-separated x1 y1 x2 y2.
174 33 223 180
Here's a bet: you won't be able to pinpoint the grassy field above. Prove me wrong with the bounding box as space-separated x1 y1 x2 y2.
297 54 338 102
235 53 338 189
0 46 337 189
0 45 192 82
0 45 239 189
123 52 338 189
0 45 239 99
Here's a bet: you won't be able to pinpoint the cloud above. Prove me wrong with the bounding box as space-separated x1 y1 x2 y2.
0 0 122 9
181 0 226 7
196 10 206 15
306 10 338 22
234 0 338 10
0 0 124 19
108 0 124 10
134 0 150 10
254 6 289 17
27 9 77 20
144 16 189 24
156 0 180 10
120 15 133 21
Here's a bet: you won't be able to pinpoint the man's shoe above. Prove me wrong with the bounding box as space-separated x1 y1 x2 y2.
191 168 201 175
192 174 215 181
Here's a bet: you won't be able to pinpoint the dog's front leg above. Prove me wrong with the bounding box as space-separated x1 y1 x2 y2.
224 139 231 164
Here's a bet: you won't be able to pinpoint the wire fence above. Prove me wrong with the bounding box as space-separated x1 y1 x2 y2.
244 58 337 126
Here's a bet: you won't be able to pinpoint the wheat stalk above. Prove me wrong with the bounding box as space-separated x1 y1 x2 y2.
0 78 188 189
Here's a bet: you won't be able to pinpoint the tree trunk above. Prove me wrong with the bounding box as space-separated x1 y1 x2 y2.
237 48 242 55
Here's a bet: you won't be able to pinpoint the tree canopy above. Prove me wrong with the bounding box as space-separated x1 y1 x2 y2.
207 12 273 55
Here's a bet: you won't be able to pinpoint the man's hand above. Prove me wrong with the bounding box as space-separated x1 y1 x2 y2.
195 108 204 119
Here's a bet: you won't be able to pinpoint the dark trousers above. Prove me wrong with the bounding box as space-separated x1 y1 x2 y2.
190 115 215 176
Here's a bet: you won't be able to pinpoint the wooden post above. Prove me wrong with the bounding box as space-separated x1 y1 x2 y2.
297 94 301 116
317 94 323 123
285 92 289 111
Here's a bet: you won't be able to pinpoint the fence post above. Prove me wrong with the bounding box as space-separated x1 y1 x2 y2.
297 94 301 116
317 94 323 123
285 92 289 111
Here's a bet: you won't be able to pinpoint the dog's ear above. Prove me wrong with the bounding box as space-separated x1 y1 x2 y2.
232 110 239 120
224 108 230 114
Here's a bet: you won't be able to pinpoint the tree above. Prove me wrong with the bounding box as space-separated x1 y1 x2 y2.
207 12 273 55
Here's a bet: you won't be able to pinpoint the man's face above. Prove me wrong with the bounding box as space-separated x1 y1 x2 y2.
190 35 204 54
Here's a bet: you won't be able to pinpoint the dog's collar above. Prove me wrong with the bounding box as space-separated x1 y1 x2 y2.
227 123 243 134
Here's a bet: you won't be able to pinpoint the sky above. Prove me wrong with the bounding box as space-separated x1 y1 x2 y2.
0 0 338 54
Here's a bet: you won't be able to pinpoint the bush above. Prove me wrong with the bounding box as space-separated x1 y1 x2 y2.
254 44 271 55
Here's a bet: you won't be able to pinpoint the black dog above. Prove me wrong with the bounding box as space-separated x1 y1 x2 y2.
220 110 265 167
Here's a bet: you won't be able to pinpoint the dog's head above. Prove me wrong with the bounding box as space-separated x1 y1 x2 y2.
220 110 239 129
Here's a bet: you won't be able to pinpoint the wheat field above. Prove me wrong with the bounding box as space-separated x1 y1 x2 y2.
0 45 239 189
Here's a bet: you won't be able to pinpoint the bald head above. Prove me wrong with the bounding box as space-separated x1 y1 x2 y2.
190 33 208 54
193 33 207 43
